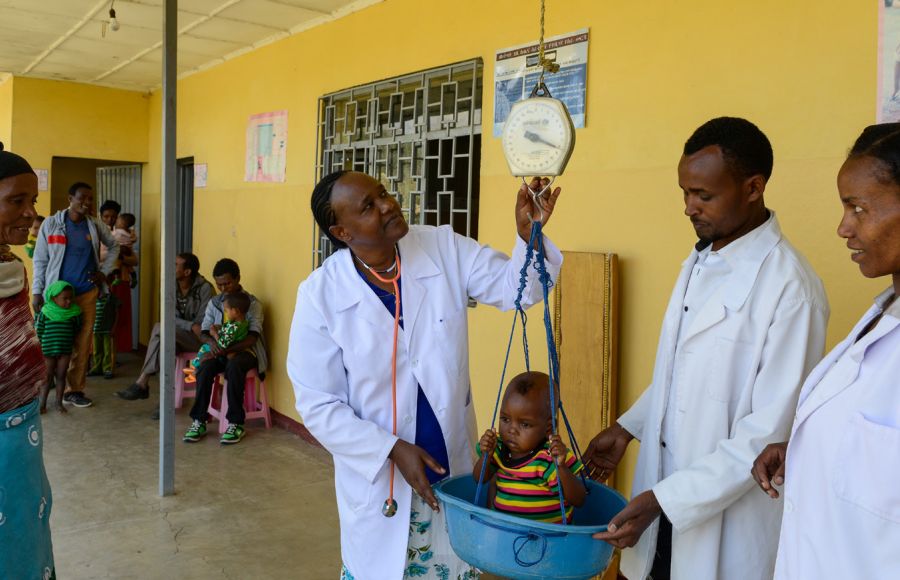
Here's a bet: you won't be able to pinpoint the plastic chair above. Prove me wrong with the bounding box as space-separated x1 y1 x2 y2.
206 369 272 433
173 351 198 409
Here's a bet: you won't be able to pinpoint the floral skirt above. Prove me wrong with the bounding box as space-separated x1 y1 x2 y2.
0 398 55 580
341 493 478 580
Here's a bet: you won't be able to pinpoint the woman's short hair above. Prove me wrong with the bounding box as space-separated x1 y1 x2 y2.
99 199 121 215
311 170 349 249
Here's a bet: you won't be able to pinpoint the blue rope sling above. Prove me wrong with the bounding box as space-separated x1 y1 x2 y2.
473 220 589 525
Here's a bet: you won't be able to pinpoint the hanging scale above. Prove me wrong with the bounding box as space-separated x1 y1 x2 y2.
501 0 576 208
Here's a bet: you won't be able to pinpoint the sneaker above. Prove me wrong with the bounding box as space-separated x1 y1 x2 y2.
150 408 160 420
63 392 93 408
103 371 114 380
87 368 103 377
220 424 245 445
183 420 207 442
116 383 149 401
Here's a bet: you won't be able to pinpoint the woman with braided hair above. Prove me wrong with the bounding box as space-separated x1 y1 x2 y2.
288 171 562 579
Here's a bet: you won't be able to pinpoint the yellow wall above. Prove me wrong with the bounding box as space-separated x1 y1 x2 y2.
0 76 11 151
147 0 886 494
6 77 151 327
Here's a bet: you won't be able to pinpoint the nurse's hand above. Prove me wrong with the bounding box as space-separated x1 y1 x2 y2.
751 441 788 499
516 177 562 242
389 440 446 512
592 490 661 548
584 423 633 482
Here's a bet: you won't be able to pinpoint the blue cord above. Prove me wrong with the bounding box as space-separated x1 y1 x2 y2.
473 226 537 507
474 221 583 526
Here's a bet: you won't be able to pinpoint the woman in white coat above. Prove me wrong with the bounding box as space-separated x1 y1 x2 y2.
287 171 562 580
753 124 900 578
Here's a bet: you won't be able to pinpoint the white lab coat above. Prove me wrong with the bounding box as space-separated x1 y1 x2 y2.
775 288 900 579
287 225 561 580
617 214 829 580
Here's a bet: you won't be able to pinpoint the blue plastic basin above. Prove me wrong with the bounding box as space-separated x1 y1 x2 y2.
434 474 627 580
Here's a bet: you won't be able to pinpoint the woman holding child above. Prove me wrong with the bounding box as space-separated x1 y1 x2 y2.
0 145 56 578
288 171 562 579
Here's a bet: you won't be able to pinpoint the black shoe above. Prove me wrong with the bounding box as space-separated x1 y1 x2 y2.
87 368 103 377
116 383 149 401
150 408 160 420
63 392 93 408
103 371 114 380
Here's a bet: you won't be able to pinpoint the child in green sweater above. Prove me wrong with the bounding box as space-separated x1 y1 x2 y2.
184 292 251 383
35 281 83 413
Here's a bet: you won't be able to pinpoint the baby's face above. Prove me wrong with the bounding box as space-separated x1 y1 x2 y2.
115 216 129 230
498 391 549 458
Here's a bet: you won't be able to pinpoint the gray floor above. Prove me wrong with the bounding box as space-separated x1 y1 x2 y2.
42 353 342 580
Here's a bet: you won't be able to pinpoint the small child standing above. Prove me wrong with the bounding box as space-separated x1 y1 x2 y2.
183 292 251 383
88 291 119 379
24 215 44 258
35 281 83 414
473 370 586 524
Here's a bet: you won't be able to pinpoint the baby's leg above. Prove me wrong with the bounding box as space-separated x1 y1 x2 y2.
55 355 71 413
40 357 55 413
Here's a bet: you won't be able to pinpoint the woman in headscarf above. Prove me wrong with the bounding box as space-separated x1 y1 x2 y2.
0 143 57 579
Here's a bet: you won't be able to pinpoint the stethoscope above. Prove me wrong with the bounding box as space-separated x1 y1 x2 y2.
354 247 402 518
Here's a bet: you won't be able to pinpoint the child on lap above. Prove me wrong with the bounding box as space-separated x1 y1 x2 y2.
473 371 586 524
184 292 250 383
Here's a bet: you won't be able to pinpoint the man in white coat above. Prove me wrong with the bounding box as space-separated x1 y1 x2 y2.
587 117 829 580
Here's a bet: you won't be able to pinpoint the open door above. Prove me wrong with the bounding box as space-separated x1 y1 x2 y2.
96 164 142 351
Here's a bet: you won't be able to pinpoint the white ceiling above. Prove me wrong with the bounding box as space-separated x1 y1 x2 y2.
0 0 382 92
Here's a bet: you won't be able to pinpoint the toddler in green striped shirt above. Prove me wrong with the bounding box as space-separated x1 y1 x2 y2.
35 280 82 413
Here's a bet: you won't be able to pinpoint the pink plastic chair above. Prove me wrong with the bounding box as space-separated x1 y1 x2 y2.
206 369 272 433
174 351 198 409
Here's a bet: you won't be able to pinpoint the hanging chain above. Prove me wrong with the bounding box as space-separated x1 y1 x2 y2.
537 0 559 87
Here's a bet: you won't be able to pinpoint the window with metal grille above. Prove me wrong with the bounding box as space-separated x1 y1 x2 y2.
313 59 483 268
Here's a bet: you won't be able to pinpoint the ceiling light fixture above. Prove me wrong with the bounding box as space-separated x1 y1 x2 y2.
101 1 119 37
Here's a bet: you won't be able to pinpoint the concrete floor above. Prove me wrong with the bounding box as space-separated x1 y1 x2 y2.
41 353 342 580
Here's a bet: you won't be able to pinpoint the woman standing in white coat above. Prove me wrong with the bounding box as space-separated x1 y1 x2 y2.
287 171 562 580
753 124 900 579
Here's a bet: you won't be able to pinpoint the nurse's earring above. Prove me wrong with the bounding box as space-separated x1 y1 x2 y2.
381 498 398 517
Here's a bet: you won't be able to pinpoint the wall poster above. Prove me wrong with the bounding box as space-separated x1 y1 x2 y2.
245 110 288 182
494 28 589 137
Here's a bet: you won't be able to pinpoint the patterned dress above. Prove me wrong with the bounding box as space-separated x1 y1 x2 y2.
0 257 56 578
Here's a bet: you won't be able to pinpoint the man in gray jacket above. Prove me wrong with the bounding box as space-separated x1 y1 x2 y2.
32 182 119 408
118 252 214 402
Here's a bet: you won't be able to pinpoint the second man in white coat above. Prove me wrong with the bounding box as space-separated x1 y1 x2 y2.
587 117 829 580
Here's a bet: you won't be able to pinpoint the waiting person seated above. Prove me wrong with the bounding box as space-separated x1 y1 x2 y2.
183 292 250 383
117 253 213 402
183 258 267 446
472 371 586 523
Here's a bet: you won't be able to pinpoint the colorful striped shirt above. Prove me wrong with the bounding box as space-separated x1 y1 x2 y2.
482 440 584 523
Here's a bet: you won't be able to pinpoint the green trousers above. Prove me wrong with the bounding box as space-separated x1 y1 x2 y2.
90 333 115 374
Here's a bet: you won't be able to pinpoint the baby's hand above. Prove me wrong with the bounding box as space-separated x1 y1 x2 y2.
479 429 497 455
548 434 568 462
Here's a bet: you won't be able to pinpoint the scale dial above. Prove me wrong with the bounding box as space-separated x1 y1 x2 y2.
501 97 575 177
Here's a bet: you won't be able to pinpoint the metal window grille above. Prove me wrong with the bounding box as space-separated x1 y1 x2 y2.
313 59 483 268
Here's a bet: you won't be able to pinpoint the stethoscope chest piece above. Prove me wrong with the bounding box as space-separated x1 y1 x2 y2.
381 498 398 517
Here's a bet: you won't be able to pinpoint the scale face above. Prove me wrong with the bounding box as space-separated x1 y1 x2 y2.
501 97 575 177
